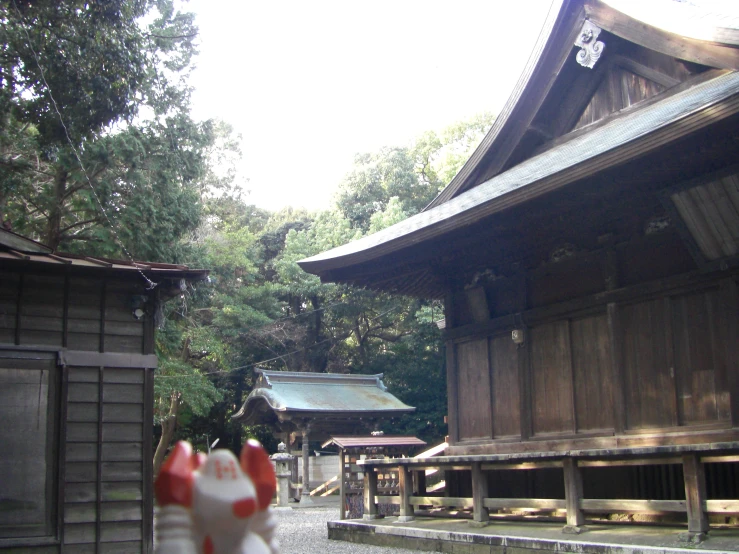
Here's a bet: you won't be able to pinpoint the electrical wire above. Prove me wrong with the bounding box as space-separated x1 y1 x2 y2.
11 0 157 288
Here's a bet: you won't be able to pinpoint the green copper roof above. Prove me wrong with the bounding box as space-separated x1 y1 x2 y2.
231 370 414 423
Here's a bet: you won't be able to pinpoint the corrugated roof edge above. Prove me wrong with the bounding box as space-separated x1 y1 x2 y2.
322 436 427 449
0 229 208 280
256 369 386 388
0 228 53 253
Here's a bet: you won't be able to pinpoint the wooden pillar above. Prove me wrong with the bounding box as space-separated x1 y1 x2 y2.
339 449 346 520
398 464 414 522
471 462 489 525
300 423 313 505
682 454 708 542
562 457 585 533
363 467 378 520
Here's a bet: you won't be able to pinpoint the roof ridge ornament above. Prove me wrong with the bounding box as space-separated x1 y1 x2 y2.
575 20 605 68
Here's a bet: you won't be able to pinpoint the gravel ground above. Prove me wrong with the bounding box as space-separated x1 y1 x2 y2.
275 507 420 554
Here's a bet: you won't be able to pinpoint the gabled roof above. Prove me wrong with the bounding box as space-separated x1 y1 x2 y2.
427 0 739 209
231 370 414 425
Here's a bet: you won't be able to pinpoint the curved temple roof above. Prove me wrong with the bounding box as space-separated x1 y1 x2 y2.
299 71 739 276
297 0 739 298
231 370 414 425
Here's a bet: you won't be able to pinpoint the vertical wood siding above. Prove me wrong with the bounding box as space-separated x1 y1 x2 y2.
63 367 146 552
456 339 492 440
531 321 575 435
0 268 153 553
671 288 730 425
571 313 614 431
620 299 676 429
449 275 736 449
489 334 520 438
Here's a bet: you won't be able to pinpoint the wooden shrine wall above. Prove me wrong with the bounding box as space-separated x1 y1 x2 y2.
445 231 738 455
0 267 155 554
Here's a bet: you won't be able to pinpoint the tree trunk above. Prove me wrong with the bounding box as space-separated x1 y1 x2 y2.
153 392 180 478
46 166 68 250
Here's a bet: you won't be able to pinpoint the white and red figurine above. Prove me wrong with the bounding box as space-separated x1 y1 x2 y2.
155 439 279 554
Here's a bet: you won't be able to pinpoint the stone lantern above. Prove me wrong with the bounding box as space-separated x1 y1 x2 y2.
270 442 295 508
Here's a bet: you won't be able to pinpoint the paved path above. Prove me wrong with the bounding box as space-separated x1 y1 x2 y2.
275 506 419 554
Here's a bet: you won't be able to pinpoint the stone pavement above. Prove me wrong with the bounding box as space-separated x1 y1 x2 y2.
275 497 418 554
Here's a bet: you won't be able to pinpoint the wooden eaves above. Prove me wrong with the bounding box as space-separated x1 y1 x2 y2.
298 70 739 297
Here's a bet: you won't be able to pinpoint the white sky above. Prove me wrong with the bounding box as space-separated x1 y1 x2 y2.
187 0 556 211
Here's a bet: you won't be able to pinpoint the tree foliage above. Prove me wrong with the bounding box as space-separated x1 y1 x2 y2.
0 0 496 455
0 0 226 258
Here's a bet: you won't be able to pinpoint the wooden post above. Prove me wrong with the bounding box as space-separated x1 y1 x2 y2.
363 467 378 520
339 449 346 520
398 465 414 522
682 454 708 542
471 462 489 525
300 423 313 505
562 457 585 534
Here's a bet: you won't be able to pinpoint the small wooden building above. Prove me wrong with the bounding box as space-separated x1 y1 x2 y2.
232 369 414 503
299 0 739 541
0 229 207 553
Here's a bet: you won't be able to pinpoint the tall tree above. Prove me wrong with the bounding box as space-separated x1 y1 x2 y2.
0 0 226 259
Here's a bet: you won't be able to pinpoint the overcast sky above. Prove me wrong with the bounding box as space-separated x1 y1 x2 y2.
186 0 555 211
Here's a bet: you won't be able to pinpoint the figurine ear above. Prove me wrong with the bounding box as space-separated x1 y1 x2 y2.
155 441 195 507
239 439 277 510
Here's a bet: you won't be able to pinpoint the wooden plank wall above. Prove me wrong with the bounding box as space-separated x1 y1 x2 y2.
63 367 146 553
0 271 146 353
0 267 154 553
449 277 736 446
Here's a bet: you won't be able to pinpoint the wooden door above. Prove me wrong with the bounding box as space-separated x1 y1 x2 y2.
571 313 614 431
671 288 731 424
489 334 520 438
530 321 575 435
456 338 493 440
621 299 676 429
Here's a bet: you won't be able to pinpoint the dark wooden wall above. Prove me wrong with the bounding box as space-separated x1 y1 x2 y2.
445 233 738 455
0 267 155 554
